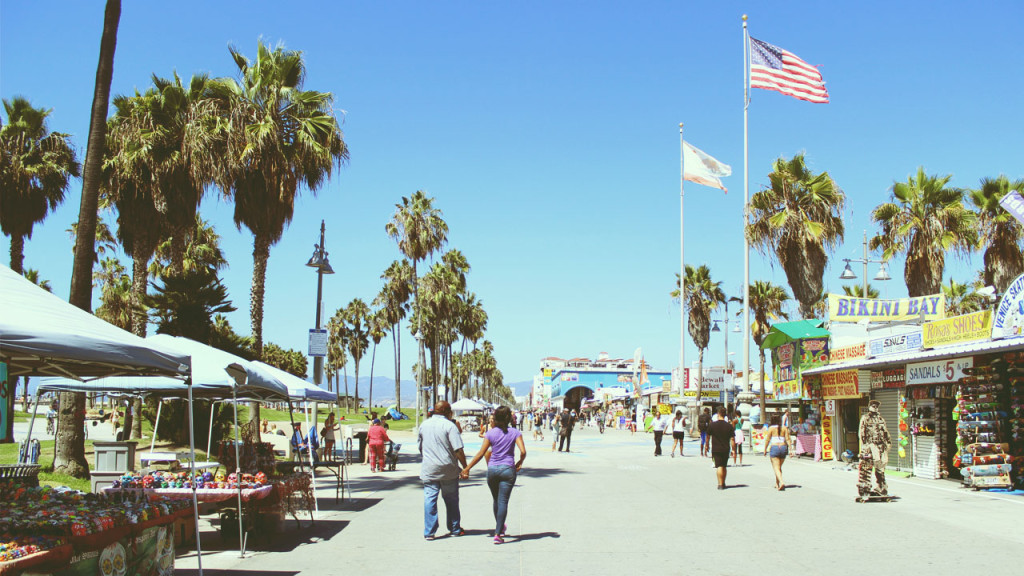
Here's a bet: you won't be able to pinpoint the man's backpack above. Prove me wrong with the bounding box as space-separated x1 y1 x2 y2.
698 413 711 432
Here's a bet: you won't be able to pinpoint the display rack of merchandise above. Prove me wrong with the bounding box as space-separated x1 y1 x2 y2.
1006 353 1024 489
955 360 1012 490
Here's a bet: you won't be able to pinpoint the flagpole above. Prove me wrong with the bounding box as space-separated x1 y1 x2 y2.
679 123 686 401
742 15 753 409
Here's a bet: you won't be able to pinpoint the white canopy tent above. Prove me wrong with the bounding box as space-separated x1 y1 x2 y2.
0 264 208 575
451 398 486 414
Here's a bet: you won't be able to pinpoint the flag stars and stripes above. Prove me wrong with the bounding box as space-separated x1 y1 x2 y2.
749 36 829 104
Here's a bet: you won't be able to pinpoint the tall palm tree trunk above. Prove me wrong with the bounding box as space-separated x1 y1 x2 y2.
694 351 705 414
354 360 360 414
9 235 25 274
249 235 271 428
59 0 120 480
343 365 350 412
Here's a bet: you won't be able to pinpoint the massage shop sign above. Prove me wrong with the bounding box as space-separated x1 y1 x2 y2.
821 369 862 399
906 356 974 386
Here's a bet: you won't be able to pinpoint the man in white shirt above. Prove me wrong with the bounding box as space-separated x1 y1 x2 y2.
651 409 671 456
419 401 467 540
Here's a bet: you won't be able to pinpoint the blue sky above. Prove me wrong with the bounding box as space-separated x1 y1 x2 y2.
2 1 1022 385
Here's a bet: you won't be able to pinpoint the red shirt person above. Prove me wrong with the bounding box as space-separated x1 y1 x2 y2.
367 419 391 473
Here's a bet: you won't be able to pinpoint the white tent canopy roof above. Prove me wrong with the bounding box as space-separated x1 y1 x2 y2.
0 264 190 379
37 336 289 400
451 398 486 412
252 361 334 402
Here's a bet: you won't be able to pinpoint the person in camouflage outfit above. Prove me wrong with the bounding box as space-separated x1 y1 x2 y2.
857 400 891 498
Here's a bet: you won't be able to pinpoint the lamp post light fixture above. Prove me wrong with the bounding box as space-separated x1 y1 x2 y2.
840 230 890 296
306 220 334 393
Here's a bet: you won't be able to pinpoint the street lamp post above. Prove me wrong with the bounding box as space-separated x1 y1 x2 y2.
305 220 334 391
840 230 890 296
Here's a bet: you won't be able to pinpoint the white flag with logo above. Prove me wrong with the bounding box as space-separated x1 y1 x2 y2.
999 190 1024 225
683 141 731 193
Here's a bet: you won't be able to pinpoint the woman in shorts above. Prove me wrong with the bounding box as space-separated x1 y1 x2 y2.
731 409 744 466
669 410 687 457
763 414 791 490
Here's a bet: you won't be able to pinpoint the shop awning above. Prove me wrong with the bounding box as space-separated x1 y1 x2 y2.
760 319 830 350
802 337 1024 376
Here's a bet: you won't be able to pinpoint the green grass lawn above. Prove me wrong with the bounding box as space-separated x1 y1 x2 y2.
235 405 418 432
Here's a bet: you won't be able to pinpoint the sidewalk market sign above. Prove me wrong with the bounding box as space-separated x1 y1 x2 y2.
684 368 733 399
992 272 1024 340
821 369 862 399
922 310 992 349
906 356 974 386
827 293 945 323
869 330 923 358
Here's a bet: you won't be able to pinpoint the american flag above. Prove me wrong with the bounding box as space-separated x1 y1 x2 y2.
749 37 829 104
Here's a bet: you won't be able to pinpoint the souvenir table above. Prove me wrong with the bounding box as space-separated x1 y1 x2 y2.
103 485 273 504
0 483 192 576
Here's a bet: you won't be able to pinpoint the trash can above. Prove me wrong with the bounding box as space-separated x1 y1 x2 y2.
354 431 368 463
93 441 137 472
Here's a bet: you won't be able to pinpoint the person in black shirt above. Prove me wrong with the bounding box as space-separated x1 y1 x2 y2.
698 407 712 457
558 409 575 452
707 406 735 490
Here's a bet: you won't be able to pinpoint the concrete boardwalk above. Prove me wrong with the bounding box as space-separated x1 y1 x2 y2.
175 425 1024 576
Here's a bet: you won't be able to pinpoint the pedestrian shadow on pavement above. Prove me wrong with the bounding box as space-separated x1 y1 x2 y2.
318 497 382 512
518 466 582 479
723 484 750 490
510 531 560 542
177 565 299 569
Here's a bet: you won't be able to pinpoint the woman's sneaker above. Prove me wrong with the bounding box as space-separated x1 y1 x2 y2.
493 535 504 545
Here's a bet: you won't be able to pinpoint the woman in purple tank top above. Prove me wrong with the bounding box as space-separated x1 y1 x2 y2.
462 406 527 544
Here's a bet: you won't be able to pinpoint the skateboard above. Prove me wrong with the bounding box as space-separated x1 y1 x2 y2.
856 492 895 503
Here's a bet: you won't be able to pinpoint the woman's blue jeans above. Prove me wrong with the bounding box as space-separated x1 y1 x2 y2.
487 465 517 535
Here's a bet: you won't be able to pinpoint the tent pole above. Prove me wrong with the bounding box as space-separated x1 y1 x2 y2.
150 399 162 455
186 376 203 576
232 388 245 558
207 401 216 458
22 392 42 463
305 404 319 519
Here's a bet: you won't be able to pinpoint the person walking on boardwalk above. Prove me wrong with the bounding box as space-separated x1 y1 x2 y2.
463 406 527 544
731 409 745 466
558 408 575 452
763 415 790 490
698 407 712 457
367 418 390 472
857 400 891 500
707 406 735 490
650 408 670 456
419 401 467 540
669 410 688 457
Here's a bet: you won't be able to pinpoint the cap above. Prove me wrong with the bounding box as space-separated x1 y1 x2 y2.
869 400 881 409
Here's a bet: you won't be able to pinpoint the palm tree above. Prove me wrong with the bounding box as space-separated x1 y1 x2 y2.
374 260 412 409
149 215 227 279
147 268 235 344
681 265 725 410
215 40 348 365
870 167 977 297
0 97 80 274
343 298 371 412
942 278 984 316
366 310 387 411
841 284 879 299
94 258 134 330
22 269 52 292
747 154 845 318
60 0 120 478
386 191 448 415
214 41 348 427
970 175 1024 293
326 308 348 405
743 281 790 424
67 216 118 263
